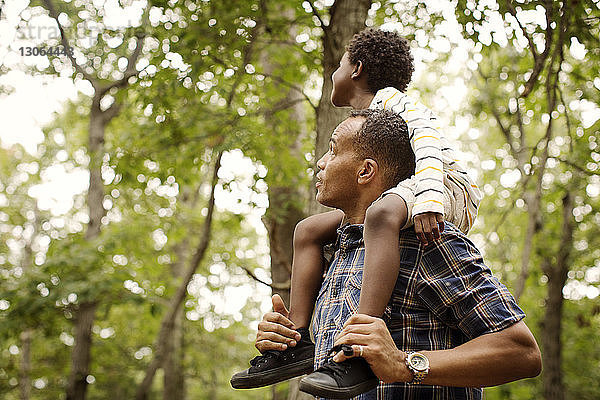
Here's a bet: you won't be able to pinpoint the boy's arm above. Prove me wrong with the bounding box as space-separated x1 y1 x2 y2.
388 96 445 243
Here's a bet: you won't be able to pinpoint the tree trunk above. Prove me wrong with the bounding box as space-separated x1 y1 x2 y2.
259 4 370 399
264 186 305 307
40 4 147 398
259 2 308 312
514 130 552 301
163 310 185 399
66 302 98 400
310 0 371 213
163 239 190 400
66 101 105 400
19 209 37 400
541 193 573 400
85 103 106 241
19 330 32 400
541 264 565 400
258 8 310 400
207 369 218 400
135 152 222 400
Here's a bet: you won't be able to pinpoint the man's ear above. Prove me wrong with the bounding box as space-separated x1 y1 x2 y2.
357 159 378 185
351 60 364 80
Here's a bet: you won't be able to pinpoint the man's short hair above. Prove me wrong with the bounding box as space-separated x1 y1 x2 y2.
349 109 415 189
346 28 414 93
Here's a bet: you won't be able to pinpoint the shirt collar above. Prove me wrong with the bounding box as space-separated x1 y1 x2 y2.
334 222 364 249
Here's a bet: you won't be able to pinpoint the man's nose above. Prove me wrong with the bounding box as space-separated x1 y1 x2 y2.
316 152 328 170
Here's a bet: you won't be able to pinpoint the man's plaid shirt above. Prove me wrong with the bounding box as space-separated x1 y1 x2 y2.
311 222 525 400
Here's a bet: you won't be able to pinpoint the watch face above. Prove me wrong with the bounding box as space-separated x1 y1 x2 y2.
410 354 428 371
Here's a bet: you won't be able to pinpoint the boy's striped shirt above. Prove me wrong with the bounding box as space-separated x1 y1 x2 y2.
369 87 482 229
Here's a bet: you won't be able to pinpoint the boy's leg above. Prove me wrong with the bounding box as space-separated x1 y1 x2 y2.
289 209 345 329
359 194 408 316
231 209 344 389
299 196 410 398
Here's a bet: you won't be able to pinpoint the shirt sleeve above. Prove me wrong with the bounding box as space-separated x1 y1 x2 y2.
416 228 526 339
386 95 445 217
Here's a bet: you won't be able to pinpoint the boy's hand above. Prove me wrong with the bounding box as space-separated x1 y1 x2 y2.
255 295 301 353
414 212 444 245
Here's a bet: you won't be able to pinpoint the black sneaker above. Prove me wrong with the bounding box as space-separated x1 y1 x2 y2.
230 328 315 389
299 345 379 399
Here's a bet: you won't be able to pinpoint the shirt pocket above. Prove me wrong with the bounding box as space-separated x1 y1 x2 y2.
335 267 362 328
316 270 332 304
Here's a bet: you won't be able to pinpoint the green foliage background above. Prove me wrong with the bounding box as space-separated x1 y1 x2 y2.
1 0 599 399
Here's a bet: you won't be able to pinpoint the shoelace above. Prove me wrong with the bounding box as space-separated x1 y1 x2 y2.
249 338 312 370
314 344 355 383
249 350 280 367
317 359 351 383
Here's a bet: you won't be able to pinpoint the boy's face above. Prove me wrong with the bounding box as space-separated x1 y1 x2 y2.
330 52 355 107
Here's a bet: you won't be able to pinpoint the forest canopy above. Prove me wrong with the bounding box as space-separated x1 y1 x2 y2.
0 0 599 399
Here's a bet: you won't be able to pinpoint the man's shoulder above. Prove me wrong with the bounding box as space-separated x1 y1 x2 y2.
397 222 473 260
398 221 466 240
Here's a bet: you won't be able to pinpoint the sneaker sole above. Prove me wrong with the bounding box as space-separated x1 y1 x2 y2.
298 376 379 399
230 358 314 389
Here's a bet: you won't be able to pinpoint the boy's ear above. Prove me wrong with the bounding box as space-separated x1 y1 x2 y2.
351 60 364 80
357 158 378 185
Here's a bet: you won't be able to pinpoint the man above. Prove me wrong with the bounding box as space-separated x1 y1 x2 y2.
254 109 541 399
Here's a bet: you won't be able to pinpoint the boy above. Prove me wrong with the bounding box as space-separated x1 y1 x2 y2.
231 28 482 393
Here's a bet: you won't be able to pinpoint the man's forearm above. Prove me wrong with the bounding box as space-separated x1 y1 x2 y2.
333 315 541 387
417 321 541 387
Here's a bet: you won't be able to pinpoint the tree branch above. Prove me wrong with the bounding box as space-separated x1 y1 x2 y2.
42 0 97 86
263 98 306 117
98 34 146 98
261 72 317 110
305 0 326 27
135 151 223 400
514 101 526 157
557 86 573 153
557 157 600 176
240 266 291 290
98 3 152 98
505 1 538 60
101 101 122 123
506 0 555 97
489 104 512 147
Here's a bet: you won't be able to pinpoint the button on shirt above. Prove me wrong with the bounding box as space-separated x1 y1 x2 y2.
311 222 525 400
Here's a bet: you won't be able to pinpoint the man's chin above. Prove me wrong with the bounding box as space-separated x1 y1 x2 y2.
330 98 345 108
315 192 325 205
330 93 347 108
315 193 334 208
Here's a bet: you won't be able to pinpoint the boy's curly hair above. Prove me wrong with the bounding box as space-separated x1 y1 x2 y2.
349 109 415 189
346 28 414 93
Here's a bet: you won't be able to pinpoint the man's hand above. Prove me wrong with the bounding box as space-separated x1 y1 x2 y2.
414 212 444 245
334 317 541 387
332 314 411 383
255 294 301 353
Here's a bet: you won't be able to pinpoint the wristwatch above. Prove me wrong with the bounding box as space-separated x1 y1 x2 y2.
405 351 430 384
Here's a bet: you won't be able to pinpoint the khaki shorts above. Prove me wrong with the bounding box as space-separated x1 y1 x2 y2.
381 174 471 233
